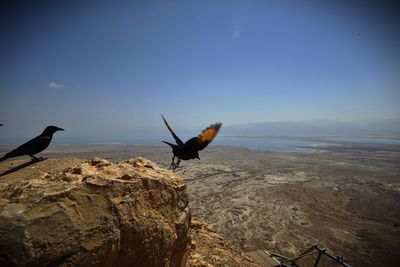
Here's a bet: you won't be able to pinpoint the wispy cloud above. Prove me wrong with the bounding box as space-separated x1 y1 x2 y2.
233 25 241 39
48 81 64 89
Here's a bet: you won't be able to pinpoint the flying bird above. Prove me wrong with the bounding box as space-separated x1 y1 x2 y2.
161 115 222 170
0 126 64 162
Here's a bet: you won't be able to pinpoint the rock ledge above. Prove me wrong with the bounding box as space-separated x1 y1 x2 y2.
0 157 190 267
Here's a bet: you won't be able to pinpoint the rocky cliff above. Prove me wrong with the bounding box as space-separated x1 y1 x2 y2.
0 157 190 267
0 157 263 267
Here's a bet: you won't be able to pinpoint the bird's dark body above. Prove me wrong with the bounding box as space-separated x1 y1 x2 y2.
4 136 51 159
161 115 222 170
164 140 200 160
174 146 198 160
0 126 64 162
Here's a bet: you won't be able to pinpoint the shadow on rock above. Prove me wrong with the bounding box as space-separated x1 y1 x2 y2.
0 158 47 177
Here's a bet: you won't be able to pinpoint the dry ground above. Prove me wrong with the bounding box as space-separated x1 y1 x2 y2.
1 144 399 266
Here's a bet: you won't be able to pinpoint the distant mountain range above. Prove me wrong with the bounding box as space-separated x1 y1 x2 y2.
222 118 400 138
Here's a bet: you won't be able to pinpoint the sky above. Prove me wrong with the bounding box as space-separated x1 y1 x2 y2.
0 1 399 143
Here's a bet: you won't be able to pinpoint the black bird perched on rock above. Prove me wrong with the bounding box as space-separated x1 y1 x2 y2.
161 115 222 170
0 126 64 162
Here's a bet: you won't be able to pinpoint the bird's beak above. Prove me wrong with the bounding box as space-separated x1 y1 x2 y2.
197 156 200 160
58 128 65 131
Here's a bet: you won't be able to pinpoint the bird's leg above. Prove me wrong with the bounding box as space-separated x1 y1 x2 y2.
30 155 39 161
169 156 175 170
30 155 45 162
170 158 181 172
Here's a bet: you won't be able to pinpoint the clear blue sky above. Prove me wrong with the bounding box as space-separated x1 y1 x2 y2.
0 1 399 142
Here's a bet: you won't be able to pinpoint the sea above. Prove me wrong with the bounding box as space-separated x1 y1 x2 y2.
214 136 400 153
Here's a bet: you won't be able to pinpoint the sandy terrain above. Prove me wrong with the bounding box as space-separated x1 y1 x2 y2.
1 143 399 266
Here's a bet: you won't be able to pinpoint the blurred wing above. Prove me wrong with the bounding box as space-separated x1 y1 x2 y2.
186 123 222 151
161 115 184 145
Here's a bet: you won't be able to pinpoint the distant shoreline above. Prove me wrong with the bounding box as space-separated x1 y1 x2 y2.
1 135 400 155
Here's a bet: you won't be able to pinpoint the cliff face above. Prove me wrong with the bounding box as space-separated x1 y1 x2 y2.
188 220 260 267
0 157 190 267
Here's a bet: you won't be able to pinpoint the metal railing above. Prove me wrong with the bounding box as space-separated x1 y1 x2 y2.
264 243 351 267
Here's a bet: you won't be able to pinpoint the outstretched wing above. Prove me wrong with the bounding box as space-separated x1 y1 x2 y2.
185 122 222 151
161 115 184 145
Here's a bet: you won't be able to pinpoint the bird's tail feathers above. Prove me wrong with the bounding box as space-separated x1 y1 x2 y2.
0 156 8 162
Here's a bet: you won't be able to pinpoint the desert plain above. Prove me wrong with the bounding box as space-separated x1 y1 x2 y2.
0 141 399 267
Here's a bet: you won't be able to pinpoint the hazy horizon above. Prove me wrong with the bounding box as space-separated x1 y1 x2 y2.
1 117 400 145
1 1 399 143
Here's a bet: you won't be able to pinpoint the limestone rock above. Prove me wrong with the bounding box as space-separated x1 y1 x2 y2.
0 157 190 267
